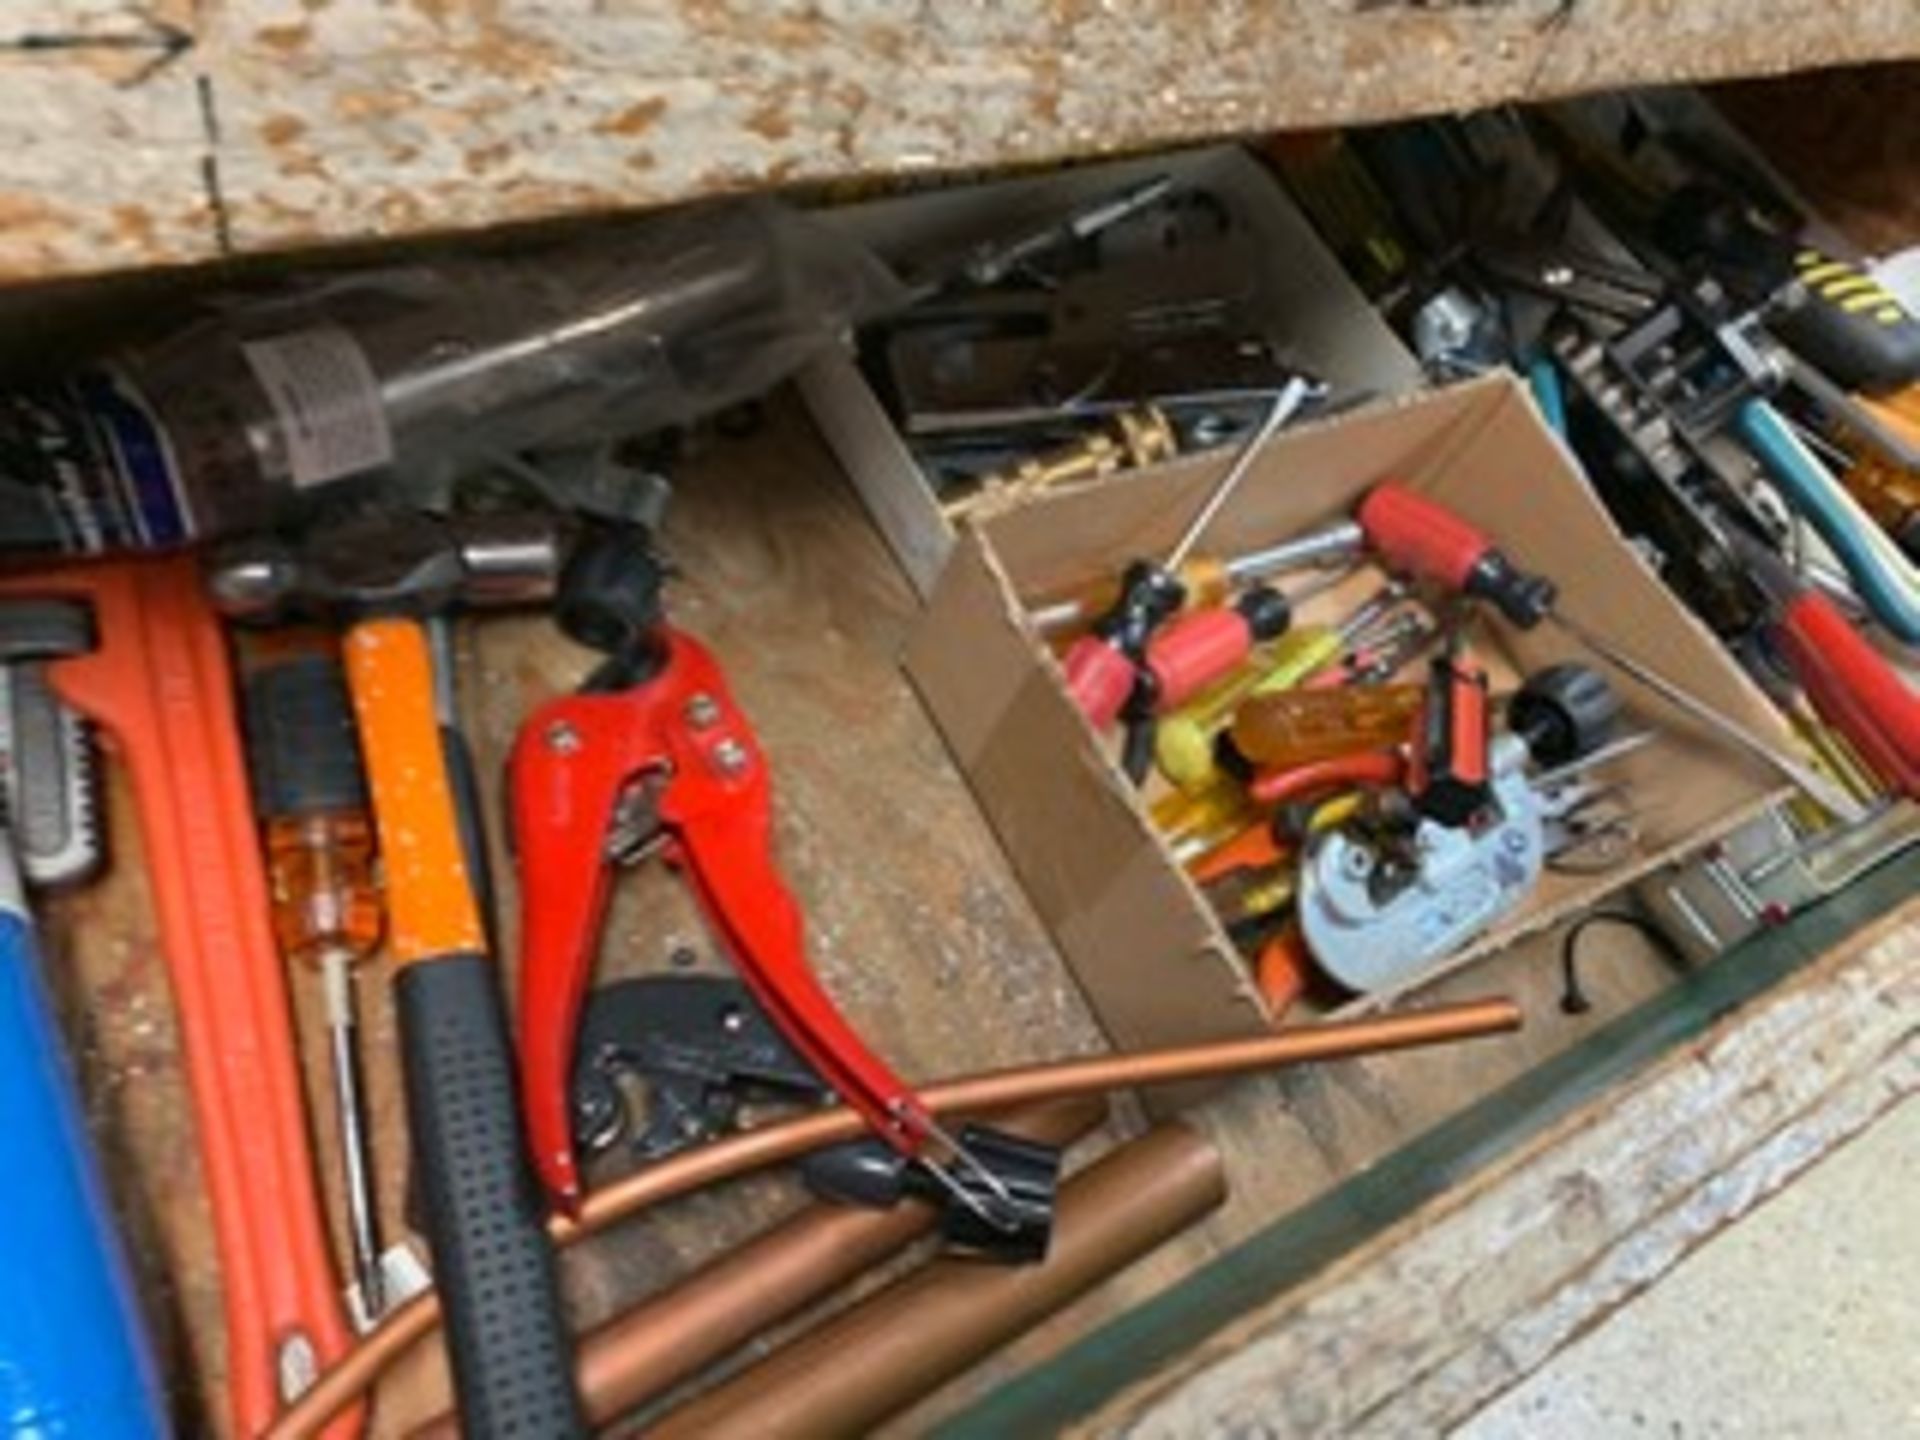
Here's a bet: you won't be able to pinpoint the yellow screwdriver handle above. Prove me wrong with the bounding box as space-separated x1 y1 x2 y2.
1156 626 1342 792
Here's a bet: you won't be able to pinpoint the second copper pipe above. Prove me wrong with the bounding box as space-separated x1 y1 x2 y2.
650 1122 1227 1438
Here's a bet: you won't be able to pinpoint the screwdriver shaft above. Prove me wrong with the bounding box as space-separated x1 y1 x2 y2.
322 947 383 1319
1165 376 1315 572
1548 613 1866 823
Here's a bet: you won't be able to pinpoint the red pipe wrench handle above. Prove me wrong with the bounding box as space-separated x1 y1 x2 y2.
0 559 356 1438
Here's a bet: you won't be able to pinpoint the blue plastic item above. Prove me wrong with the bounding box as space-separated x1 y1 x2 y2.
0 838 167 1438
1527 356 1568 437
1734 396 1920 645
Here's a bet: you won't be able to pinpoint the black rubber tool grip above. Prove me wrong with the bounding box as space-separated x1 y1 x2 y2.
397 956 584 1438
243 653 368 816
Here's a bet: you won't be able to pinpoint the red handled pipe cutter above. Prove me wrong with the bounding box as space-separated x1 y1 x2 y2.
510 526 1057 1258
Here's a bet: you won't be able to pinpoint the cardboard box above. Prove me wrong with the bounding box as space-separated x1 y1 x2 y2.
905 375 1788 1053
802 145 1422 597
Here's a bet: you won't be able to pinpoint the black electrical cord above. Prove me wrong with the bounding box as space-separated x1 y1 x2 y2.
1558 909 1688 1016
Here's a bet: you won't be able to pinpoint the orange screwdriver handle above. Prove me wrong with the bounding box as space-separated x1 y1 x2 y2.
1231 684 1423 771
0 558 356 1438
1254 929 1311 1015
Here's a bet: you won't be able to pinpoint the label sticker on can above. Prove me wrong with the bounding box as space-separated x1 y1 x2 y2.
241 325 394 489
0 370 192 554
77 369 194 547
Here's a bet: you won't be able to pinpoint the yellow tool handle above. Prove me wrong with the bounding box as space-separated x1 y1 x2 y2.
1247 625 1344 699
1155 626 1342 792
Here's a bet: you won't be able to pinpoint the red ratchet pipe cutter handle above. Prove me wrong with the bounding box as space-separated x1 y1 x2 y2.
511 630 934 1211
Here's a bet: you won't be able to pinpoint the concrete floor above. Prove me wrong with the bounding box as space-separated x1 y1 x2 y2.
1456 1096 1920 1439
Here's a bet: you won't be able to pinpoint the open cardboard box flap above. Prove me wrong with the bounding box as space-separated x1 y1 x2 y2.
906 375 1788 1054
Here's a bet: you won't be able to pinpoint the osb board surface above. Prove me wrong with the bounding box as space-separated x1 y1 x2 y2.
40 394 1696 1436
4 1 1920 283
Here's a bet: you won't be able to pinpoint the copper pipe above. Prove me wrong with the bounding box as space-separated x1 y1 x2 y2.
650 1123 1226 1438
266 997 1520 1439
408 1097 1109 1436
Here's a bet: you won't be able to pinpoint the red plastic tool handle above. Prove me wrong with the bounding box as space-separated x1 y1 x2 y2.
1062 634 1137 730
0 560 357 1439
1250 749 1407 808
510 692 628 1211
1774 591 1920 797
1146 607 1256 711
1187 819 1290 886
1357 483 1489 590
512 630 934 1213
1406 651 1491 800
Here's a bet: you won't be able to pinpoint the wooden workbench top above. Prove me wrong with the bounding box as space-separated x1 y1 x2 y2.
1 2 1918 285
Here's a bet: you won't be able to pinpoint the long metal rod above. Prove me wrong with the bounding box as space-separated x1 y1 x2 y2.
323 949 383 1322
1164 375 1315 572
1221 520 1368 587
264 996 1522 1439
1548 613 1866 822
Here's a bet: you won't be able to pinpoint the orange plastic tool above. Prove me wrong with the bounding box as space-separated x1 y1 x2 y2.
1229 682 1423 772
0 558 357 1438
1253 928 1311 1014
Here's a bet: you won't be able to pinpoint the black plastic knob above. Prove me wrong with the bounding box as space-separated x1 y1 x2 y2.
1235 584 1293 642
556 524 666 676
1508 662 1619 767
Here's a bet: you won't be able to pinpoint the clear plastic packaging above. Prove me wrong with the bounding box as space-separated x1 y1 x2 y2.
1 199 900 556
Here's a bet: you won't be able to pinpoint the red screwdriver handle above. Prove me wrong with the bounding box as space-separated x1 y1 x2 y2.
1062 635 1139 731
1774 591 1920 797
1146 608 1257 711
1357 484 1556 628
1357 484 1488 590
1146 586 1294 712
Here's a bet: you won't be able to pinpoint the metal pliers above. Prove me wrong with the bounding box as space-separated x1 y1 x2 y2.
509 526 1058 1256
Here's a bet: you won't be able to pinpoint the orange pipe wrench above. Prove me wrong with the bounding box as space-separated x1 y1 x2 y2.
0 558 356 1437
